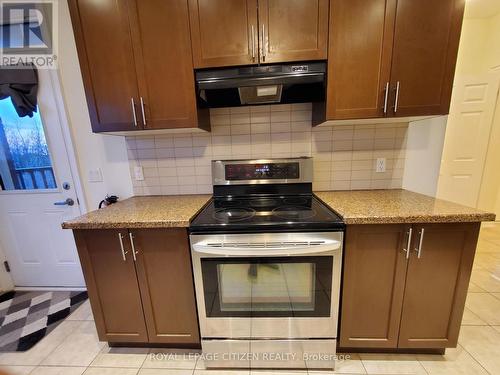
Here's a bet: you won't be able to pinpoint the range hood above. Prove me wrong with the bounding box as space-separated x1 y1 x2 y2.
195 62 326 108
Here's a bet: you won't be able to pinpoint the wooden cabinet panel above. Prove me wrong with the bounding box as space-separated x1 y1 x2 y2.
398 223 480 348
129 0 206 130
74 230 148 343
131 229 200 344
388 0 465 117
340 224 409 348
68 0 140 132
259 0 328 63
189 0 258 68
326 0 396 120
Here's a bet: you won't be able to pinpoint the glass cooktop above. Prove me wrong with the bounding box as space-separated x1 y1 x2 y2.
189 195 344 233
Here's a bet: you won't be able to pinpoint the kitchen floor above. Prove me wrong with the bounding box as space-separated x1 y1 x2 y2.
1 222 500 375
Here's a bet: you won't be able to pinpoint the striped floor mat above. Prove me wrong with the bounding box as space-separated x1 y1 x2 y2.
0 290 88 352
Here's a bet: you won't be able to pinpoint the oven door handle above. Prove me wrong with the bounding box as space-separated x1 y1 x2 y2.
192 241 341 257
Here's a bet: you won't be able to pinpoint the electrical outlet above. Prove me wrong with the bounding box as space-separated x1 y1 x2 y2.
376 158 386 173
88 168 103 183
134 166 144 181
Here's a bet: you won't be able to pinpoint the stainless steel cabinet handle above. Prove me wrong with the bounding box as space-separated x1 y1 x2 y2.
393 81 400 113
118 233 128 261
251 25 255 60
140 97 146 126
54 198 74 206
415 228 425 258
129 232 138 261
261 24 266 61
403 227 412 259
383 82 389 114
131 98 138 127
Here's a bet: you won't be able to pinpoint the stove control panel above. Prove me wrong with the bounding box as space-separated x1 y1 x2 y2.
225 162 299 180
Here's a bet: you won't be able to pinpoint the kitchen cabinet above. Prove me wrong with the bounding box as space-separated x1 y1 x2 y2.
188 0 328 68
340 222 479 350
69 0 209 133
326 0 465 120
73 228 200 345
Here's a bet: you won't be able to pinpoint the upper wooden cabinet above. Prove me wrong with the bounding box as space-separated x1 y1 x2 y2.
74 228 200 345
188 0 328 68
340 223 479 350
259 0 329 63
69 0 209 133
326 0 465 121
189 0 258 68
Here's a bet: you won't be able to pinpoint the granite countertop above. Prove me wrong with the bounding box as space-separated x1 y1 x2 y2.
62 195 211 229
315 189 496 224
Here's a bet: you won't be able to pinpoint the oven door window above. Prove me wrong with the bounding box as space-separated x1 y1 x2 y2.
200 256 332 317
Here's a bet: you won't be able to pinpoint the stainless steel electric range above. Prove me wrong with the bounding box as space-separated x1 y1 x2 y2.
189 157 344 370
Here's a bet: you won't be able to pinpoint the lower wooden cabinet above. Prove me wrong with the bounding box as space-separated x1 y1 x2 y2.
340 223 480 350
74 228 200 345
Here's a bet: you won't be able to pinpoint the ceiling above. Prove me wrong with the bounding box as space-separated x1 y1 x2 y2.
465 0 500 19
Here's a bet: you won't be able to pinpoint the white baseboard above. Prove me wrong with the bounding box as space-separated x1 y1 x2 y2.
14 286 87 292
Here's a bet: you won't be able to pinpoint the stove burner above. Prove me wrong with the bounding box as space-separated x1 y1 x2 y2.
283 197 308 205
249 198 278 208
213 207 256 223
272 206 316 220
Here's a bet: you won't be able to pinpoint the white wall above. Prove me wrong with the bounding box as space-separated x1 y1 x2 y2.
57 1 133 211
402 117 447 197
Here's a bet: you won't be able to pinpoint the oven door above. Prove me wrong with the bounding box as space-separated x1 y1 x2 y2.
190 232 343 339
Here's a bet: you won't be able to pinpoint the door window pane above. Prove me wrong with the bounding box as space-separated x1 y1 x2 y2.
0 98 56 190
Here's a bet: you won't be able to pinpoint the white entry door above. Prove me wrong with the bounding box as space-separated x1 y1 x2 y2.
437 74 500 208
0 70 84 287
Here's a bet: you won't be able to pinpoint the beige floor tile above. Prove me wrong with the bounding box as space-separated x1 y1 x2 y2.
459 325 500 375
359 353 426 374
492 293 500 300
492 326 500 334
30 366 87 375
195 371 249 375
250 371 307 374
41 321 105 367
142 349 198 369
470 268 500 292
465 293 500 325
138 370 194 375
461 307 488 325
416 345 487 374
0 365 36 374
0 320 81 366
67 300 94 321
83 368 139 375
90 346 149 368
468 281 486 292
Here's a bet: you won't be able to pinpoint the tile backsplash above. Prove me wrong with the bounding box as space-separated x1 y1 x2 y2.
126 103 408 196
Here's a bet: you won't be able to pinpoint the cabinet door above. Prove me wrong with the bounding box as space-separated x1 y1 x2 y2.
388 0 465 116
68 0 141 132
326 0 396 120
73 230 148 342
132 229 200 345
340 224 410 348
398 223 480 348
129 0 204 130
189 0 258 68
259 0 328 63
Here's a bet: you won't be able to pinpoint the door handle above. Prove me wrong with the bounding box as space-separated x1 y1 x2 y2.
118 232 128 261
251 24 256 61
393 81 401 113
131 98 138 127
383 82 389 114
414 228 425 258
261 24 266 61
129 232 138 261
53 198 74 206
140 97 147 126
403 227 412 259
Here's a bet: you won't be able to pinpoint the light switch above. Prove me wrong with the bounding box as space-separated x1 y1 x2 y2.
134 166 144 181
376 158 386 173
88 168 103 182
